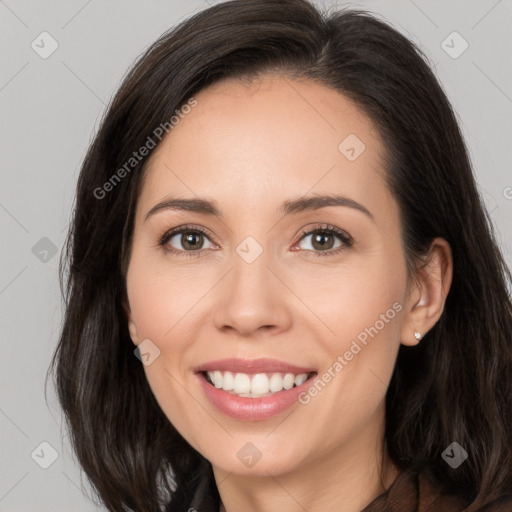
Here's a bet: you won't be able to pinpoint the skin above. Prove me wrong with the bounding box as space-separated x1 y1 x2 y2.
124 74 453 512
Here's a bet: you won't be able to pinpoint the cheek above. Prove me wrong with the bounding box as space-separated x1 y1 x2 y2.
126 258 207 434
126 252 203 341
292 251 405 345
304 251 406 394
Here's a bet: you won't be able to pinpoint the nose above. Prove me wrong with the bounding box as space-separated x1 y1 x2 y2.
212 249 292 337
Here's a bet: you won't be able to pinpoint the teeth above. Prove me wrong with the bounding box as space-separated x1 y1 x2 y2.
269 373 283 392
221 370 234 391
294 374 308 386
251 373 269 394
206 370 311 396
233 372 251 393
213 371 223 389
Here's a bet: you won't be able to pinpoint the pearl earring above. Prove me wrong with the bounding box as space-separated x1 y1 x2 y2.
414 329 422 341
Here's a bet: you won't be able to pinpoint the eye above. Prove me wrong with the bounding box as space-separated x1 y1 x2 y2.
158 223 353 259
294 224 353 257
158 225 217 258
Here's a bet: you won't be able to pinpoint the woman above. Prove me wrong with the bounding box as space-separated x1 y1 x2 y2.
48 0 512 510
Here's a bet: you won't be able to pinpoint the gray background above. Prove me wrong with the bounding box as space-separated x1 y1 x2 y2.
1 0 511 510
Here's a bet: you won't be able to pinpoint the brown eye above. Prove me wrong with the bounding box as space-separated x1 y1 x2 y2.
295 225 353 257
310 231 336 251
166 230 215 252
176 231 204 251
159 225 217 258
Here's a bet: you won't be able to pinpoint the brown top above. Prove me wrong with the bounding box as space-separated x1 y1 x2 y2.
361 467 512 512
189 467 512 512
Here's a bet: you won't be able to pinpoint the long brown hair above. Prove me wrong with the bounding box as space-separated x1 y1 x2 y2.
47 1 512 510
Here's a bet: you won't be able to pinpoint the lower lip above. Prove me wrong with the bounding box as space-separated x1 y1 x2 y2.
195 372 317 421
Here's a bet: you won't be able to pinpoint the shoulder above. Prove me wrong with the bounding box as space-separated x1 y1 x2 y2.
361 467 462 511
362 467 512 512
419 471 512 512
458 494 512 512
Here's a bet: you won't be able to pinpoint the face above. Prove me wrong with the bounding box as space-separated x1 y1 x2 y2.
125 75 413 478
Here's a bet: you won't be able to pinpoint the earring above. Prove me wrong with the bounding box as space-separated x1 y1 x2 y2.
414 329 422 341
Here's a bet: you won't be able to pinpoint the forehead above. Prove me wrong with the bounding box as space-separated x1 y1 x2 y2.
138 74 392 220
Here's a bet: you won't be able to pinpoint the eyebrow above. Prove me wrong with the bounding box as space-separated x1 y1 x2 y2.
144 194 375 223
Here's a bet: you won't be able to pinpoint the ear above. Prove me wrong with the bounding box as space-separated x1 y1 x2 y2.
400 237 453 346
122 295 140 346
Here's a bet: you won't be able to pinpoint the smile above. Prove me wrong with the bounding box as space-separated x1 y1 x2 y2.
195 368 318 421
203 370 315 397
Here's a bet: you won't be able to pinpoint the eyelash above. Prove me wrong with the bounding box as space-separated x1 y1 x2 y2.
157 223 354 259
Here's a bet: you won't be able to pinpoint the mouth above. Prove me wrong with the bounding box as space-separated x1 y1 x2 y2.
192 358 319 419
198 370 318 398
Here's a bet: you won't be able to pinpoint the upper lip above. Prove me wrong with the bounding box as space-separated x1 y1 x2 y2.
193 358 316 375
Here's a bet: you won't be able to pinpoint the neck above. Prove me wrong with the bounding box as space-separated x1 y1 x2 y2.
213 404 400 512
